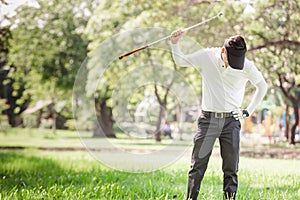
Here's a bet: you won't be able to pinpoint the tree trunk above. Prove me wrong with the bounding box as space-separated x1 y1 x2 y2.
52 111 57 134
290 102 299 145
155 103 167 142
176 104 183 140
94 99 115 138
285 100 290 141
10 115 22 127
36 109 43 128
49 101 56 134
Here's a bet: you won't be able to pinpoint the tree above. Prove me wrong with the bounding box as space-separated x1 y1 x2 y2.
0 26 10 67
0 0 31 127
7 0 98 129
147 49 177 141
246 0 300 144
84 0 211 139
9 0 95 89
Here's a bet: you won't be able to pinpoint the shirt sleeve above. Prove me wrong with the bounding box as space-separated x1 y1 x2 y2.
245 60 264 84
170 42 207 67
246 79 268 115
244 61 268 115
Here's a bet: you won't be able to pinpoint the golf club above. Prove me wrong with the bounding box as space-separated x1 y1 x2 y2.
119 12 223 60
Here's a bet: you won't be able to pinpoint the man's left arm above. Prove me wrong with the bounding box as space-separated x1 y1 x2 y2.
246 79 268 115
232 62 268 120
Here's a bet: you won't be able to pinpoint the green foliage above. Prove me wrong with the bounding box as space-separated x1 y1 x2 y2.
22 114 37 128
83 1 219 134
0 99 10 131
243 0 299 143
85 0 186 50
0 27 11 66
4 0 99 127
9 0 92 89
2 0 299 133
246 0 299 81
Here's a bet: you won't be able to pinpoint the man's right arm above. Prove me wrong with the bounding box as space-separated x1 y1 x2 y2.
170 30 205 67
170 29 184 45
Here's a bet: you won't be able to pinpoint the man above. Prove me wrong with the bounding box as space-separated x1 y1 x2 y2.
170 30 268 200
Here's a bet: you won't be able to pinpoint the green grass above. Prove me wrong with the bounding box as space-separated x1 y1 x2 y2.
0 129 300 199
0 128 85 148
0 128 192 150
0 150 187 200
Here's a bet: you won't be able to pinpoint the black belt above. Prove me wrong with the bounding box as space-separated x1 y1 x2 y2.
202 111 233 118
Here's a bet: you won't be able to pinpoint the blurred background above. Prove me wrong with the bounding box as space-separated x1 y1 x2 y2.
0 0 299 144
0 0 300 199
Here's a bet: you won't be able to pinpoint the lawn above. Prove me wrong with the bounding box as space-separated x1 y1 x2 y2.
0 129 300 199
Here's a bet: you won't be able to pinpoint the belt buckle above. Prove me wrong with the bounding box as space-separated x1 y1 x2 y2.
215 112 224 118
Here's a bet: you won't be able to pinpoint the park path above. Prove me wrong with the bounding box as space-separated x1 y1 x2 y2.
1 143 300 159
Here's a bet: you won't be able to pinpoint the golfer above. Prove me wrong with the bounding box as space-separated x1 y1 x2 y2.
170 30 267 200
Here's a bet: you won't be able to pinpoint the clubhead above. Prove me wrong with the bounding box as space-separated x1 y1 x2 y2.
218 12 224 17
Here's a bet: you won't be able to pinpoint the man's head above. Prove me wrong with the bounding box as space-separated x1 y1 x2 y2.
222 35 247 70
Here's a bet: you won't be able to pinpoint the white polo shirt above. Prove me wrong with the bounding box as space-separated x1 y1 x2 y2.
171 43 264 113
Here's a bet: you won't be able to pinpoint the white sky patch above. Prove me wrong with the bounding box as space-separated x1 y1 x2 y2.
243 2 256 15
0 0 39 27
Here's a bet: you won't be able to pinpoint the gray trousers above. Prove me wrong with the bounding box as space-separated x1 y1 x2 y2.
187 112 241 200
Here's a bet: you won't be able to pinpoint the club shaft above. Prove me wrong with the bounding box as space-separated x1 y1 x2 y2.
118 45 148 59
119 12 222 59
146 35 172 47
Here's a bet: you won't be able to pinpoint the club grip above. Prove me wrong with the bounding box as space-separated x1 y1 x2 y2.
119 45 148 59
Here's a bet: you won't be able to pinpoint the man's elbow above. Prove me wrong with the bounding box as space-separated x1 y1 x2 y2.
172 57 189 67
172 57 181 66
260 79 268 96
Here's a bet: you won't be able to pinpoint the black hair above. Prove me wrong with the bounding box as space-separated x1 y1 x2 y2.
227 35 247 50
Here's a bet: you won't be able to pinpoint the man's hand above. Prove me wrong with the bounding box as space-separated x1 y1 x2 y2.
231 108 249 120
171 29 184 44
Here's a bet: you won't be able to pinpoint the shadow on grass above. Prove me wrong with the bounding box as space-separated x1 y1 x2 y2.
1 151 298 199
0 151 70 188
0 151 187 199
